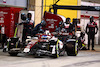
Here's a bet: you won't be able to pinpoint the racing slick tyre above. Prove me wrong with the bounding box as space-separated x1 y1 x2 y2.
66 42 78 56
8 52 18 56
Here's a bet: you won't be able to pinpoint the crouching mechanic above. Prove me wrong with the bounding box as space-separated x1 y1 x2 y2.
86 16 98 50
78 32 86 50
32 20 46 36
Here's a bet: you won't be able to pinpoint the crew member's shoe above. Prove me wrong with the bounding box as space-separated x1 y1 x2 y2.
92 49 95 51
87 48 90 50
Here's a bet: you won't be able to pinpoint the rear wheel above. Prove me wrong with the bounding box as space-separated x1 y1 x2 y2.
66 42 78 56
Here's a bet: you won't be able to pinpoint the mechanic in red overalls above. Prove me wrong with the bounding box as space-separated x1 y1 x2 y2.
86 16 98 50
26 13 35 36
64 18 71 32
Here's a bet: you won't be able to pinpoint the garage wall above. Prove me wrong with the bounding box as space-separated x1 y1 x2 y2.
0 0 27 7
81 1 100 45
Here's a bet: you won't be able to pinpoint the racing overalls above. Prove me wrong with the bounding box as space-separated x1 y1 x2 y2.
32 23 43 36
26 18 35 36
22 19 34 42
69 22 76 35
86 22 98 50
64 22 70 32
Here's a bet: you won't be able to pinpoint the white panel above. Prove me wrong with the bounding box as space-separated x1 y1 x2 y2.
81 1 100 6
6 0 15 5
15 0 27 7
81 11 99 16
28 11 35 21
0 0 2 2
0 0 27 7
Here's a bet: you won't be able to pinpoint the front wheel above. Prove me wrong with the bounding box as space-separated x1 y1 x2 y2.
34 53 41 58
52 50 59 58
8 52 18 56
52 45 59 58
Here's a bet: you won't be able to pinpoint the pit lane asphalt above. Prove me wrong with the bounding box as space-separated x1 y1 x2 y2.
0 45 100 67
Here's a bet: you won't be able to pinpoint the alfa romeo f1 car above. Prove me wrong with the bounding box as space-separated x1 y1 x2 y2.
24 30 78 58
8 31 78 58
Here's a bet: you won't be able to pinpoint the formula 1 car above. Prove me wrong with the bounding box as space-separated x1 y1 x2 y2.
8 31 78 58
23 30 78 58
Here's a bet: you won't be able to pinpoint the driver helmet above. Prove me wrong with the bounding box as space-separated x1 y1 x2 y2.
44 30 51 35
